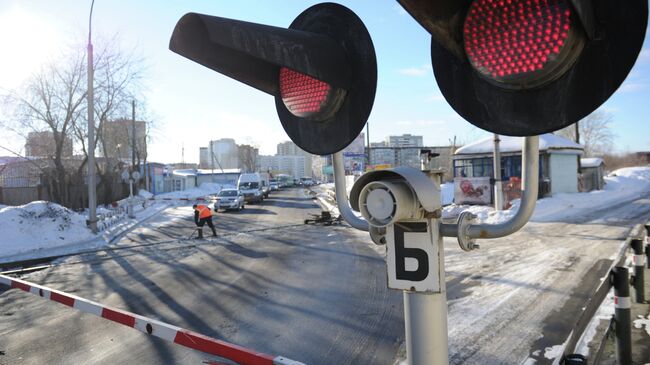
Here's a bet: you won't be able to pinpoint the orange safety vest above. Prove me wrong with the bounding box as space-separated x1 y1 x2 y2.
196 204 212 219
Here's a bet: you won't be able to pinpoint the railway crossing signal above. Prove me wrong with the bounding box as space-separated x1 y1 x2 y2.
169 3 377 155
398 0 648 136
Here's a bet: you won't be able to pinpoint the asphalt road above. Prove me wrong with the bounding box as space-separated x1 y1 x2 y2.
0 188 404 365
1 188 648 365
443 192 650 364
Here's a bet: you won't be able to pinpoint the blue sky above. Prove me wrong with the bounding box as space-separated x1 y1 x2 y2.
0 1 648 163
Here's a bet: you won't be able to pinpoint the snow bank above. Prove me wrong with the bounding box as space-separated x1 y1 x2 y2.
533 166 650 222
443 166 650 223
138 189 153 199
441 183 454 206
0 201 95 257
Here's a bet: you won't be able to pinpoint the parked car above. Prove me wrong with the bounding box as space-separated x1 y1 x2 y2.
238 173 264 203
269 180 279 191
259 172 271 198
214 189 245 211
300 177 314 186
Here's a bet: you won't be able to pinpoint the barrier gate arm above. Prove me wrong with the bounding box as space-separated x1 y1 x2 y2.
0 274 304 365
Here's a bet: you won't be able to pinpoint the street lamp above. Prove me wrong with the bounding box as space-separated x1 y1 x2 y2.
87 0 98 233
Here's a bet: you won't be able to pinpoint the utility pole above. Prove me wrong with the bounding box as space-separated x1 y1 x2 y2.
132 100 136 170
86 0 98 233
493 134 503 210
366 122 370 169
575 121 582 191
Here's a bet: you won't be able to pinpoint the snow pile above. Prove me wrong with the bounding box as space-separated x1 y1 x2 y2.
633 314 650 336
533 166 650 222
0 201 95 257
443 166 650 224
443 200 519 224
138 189 154 199
441 183 454 206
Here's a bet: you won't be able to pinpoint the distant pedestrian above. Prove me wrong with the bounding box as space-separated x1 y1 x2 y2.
193 204 217 239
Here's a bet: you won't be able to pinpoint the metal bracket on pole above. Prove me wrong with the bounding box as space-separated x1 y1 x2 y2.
440 135 539 240
332 152 369 231
457 211 479 252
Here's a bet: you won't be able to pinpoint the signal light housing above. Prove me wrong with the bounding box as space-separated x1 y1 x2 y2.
169 3 377 155
399 0 648 136
463 0 585 89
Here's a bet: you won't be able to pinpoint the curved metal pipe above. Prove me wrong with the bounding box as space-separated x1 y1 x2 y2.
333 151 369 231
440 135 539 239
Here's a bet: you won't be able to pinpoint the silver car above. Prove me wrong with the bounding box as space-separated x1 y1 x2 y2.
214 189 245 211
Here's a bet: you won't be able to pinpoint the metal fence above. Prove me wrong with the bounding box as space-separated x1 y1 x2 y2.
0 174 129 209
561 222 649 364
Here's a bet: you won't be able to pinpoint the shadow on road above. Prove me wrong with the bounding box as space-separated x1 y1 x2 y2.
227 208 277 215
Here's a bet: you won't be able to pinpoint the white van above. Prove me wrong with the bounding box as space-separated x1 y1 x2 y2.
259 172 271 198
238 173 264 203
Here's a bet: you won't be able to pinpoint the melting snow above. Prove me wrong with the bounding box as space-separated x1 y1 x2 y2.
633 314 650 336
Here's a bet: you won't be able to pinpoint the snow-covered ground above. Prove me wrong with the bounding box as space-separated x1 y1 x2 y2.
313 166 650 225
443 166 650 224
0 182 235 263
2 167 647 264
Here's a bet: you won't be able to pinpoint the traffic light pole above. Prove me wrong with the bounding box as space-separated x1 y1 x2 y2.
404 217 449 365
86 0 98 234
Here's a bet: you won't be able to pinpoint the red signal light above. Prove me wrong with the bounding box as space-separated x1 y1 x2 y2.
464 0 584 89
279 67 346 121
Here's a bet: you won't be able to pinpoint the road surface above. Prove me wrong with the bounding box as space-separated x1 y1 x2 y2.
1 188 648 364
0 188 404 364
443 192 650 364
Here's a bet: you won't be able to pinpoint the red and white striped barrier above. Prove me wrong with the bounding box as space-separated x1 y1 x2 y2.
0 274 303 365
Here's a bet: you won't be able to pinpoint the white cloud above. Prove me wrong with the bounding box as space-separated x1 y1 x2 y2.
398 65 431 76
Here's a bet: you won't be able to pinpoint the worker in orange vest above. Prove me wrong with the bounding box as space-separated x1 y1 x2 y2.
192 204 217 239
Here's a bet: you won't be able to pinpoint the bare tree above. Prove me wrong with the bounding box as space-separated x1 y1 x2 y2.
1 49 87 206
556 110 616 157
2 36 147 207
237 144 259 172
76 38 148 203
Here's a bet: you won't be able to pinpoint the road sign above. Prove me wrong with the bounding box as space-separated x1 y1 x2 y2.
387 221 442 292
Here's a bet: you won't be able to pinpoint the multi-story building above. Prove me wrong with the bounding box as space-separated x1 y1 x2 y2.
101 119 147 161
199 147 209 169
274 141 312 178
207 138 239 170
368 141 394 166
277 141 303 156
385 134 423 148
385 134 423 168
259 155 308 178
25 131 73 158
